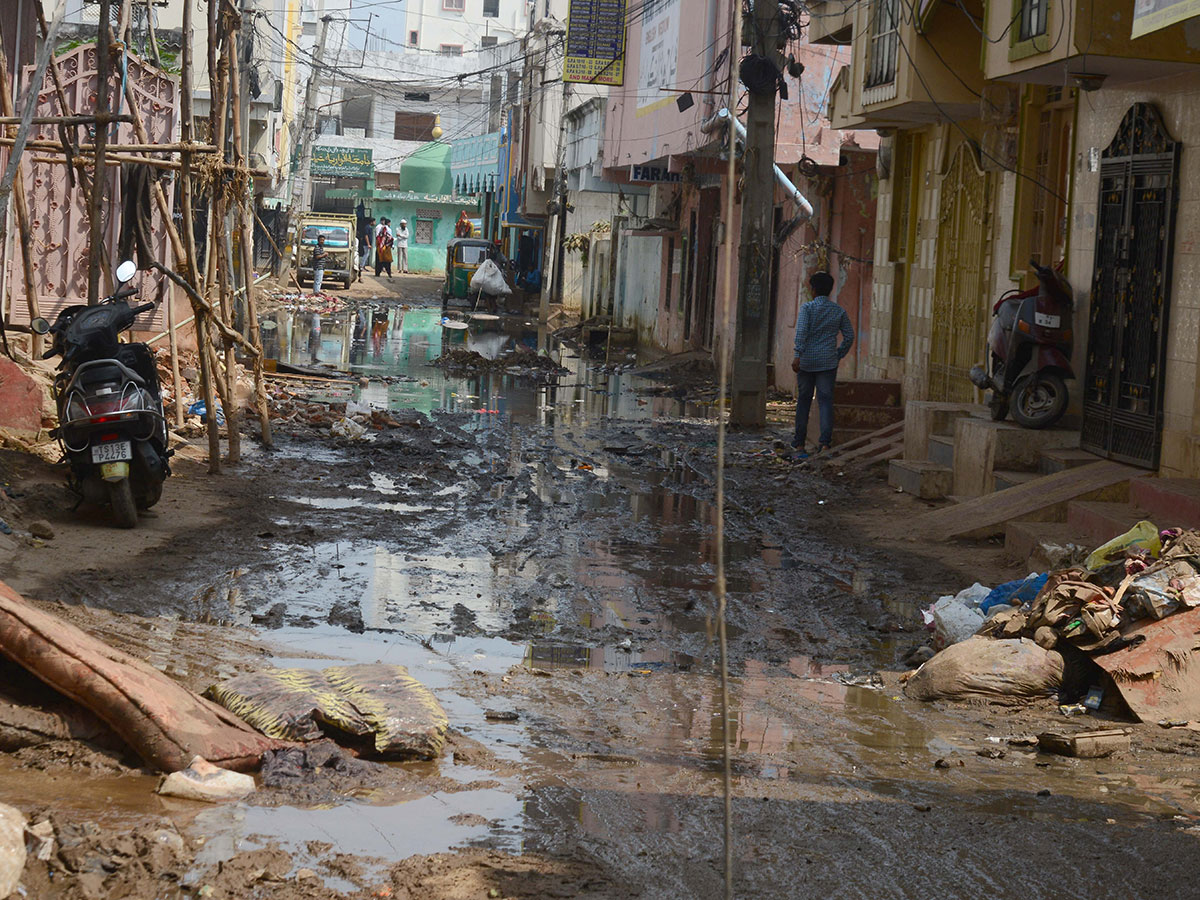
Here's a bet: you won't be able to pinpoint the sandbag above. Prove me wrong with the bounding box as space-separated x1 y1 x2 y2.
206 668 374 743
324 663 448 758
208 663 448 760
0 580 283 772
905 637 1064 703
470 258 512 296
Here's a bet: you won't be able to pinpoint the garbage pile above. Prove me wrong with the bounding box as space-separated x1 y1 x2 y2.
906 521 1200 721
267 389 424 440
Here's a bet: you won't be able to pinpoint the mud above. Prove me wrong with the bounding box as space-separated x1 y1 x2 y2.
2 284 1200 897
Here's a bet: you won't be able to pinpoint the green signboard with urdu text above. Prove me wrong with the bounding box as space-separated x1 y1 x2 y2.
311 146 374 178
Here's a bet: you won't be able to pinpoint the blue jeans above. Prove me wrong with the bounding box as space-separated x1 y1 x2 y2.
794 368 837 448
313 267 324 293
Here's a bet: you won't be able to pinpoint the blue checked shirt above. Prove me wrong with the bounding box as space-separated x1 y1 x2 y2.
793 295 854 373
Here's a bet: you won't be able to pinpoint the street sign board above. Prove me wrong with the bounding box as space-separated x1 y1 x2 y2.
564 0 626 86
311 146 374 178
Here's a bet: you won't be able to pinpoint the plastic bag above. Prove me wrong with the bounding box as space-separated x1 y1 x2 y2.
187 399 226 426
979 573 1048 615
331 417 367 440
1085 519 1160 571
905 637 1064 703
470 258 512 296
923 583 990 648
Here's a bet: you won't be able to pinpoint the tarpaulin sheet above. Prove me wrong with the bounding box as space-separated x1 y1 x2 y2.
1093 606 1200 722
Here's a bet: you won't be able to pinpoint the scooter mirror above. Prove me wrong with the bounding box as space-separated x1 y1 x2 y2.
29 317 50 335
115 260 138 284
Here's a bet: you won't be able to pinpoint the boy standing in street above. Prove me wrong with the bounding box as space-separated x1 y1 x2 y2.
792 271 854 459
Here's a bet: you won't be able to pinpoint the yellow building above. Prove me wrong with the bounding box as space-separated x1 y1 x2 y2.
815 0 1200 475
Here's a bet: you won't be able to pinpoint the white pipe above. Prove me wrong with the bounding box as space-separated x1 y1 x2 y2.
700 107 814 218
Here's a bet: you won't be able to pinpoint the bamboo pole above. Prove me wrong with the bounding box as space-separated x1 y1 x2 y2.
228 13 272 447
165 272 184 427
0 29 43 357
3 138 221 153
209 6 239 464
87 0 112 305
143 0 163 69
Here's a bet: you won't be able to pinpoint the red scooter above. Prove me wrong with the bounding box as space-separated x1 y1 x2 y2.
969 261 1074 429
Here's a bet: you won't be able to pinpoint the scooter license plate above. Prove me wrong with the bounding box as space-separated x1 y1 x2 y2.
91 440 132 463
1034 312 1061 329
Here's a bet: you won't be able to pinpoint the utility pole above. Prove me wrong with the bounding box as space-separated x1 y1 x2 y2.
540 74 570 323
731 0 782 426
283 12 330 261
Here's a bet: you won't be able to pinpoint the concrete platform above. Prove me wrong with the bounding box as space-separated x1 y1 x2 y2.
1130 479 1200 528
1066 500 1150 547
928 434 955 468
994 470 1040 492
914 461 1142 541
1040 447 1105 475
889 459 953 499
952 418 1082 499
902 401 978 462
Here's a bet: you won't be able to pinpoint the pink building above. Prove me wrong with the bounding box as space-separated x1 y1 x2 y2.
593 1 879 387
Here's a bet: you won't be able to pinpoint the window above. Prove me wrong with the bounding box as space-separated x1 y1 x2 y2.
483 0 500 15
481 35 498 48
394 111 437 141
408 30 418 46
439 44 464 55
404 92 430 102
866 0 898 88
415 220 435 244
443 0 464 11
1019 0 1048 41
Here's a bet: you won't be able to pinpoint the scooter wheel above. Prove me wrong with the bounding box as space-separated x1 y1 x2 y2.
108 479 138 528
1010 373 1068 430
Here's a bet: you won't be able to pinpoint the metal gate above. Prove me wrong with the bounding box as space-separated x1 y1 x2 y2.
1081 103 1180 469
929 142 993 401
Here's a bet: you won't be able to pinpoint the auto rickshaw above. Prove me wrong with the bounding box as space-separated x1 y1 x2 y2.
442 238 494 303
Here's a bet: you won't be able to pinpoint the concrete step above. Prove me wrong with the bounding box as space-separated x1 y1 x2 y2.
1066 501 1149 547
1040 447 1106 475
952 417 1082 499
902 401 978 463
1005 520 1095 571
889 459 953 499
994 469 1040 492
834 379 902 407
1130 478 1200 529
928 434 955 468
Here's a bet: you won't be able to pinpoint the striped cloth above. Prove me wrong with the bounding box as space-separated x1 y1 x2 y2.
793 295 854 372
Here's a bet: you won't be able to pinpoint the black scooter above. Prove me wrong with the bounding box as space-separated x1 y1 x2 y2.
32 260 171 528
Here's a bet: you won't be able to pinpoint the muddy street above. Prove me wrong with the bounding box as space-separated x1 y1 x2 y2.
4 286 1200 899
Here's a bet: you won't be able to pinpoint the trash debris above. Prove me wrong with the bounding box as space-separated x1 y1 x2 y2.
923 583 990 648
208 663 448 759
1037 728 1130 759
0 803 25 900
469 258 512 296
24 819 54 862
1091 606 1200 722
259 740 383 788
157 756 257 802
1059 704 1089 717
979 573 1048 615
0 580 281 772
484 710 519 721
1084 686 1105 710
904 637 1064 703
187 399 226 426
331 416 368 440
1085 520 1161 571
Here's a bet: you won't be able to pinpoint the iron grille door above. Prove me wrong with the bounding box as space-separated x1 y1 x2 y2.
1081 103 1180 469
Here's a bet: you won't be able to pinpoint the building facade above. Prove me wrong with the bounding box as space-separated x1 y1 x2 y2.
820 0 1200 475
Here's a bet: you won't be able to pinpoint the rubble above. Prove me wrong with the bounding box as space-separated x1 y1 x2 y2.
0 803 24 900
157 756 256 802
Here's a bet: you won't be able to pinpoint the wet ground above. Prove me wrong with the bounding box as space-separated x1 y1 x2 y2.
4 282 1200 898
